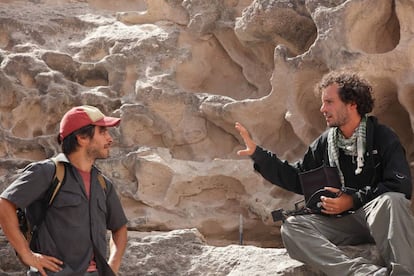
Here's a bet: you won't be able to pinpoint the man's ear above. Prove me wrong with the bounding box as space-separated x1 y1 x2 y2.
76 134 90 146
349 101 358 111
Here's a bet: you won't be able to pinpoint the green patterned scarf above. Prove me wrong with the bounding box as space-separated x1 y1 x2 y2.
327 116 367 186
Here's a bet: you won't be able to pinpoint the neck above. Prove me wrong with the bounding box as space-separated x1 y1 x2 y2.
67 151 94 172
339 115 362 138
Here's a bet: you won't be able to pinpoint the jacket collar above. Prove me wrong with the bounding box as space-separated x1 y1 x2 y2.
53 153 102 174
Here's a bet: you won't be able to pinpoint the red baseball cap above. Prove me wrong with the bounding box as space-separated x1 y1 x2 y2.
59 105 120 140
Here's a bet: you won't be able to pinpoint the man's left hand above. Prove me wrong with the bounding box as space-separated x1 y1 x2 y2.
320 187 353 215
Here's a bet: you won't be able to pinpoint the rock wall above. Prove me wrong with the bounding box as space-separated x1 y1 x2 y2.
0 0 413 251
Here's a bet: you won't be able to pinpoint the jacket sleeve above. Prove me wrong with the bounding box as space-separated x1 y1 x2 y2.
250 137 326 195
250 146 303 194
351 127 412 209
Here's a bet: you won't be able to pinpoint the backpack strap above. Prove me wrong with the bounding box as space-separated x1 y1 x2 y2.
97 173 107 191
49 159 107 198
48 157 65 205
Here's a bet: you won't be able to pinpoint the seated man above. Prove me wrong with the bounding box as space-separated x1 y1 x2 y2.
235 71 414 275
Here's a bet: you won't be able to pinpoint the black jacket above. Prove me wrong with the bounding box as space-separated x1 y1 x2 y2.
251 116 412 210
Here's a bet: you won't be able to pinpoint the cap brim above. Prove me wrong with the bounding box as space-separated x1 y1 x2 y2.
93 117 121 127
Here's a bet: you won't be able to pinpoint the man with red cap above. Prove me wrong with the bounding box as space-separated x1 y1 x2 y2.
0 105 128 276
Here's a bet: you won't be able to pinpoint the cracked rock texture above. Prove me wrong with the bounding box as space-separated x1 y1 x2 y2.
0 0 413 275
0 228 384 275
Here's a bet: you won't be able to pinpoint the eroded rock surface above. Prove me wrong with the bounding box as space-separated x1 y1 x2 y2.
0 228 384 276
0 0 413 274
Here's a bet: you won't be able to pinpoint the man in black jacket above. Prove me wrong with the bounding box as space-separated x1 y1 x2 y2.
235 71 414 275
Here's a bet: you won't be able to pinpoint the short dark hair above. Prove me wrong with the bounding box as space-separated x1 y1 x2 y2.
57 124 95 155
316 71 375 117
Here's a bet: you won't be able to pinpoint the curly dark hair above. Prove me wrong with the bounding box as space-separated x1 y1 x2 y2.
316 71 375 117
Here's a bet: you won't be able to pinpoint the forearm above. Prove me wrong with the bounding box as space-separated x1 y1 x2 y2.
108 225 127 274
0 198 32 258
251 146 303 193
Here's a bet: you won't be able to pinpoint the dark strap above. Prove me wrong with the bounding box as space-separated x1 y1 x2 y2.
93 245 115 276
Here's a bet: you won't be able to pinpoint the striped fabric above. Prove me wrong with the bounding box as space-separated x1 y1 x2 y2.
327 116 367 186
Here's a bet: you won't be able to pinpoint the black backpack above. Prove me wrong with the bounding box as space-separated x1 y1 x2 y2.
17 157 106 251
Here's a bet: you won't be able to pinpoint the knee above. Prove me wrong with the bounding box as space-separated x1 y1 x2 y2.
366 192 410 225
376 192 407 210
281 215 305 240
280 216 297 248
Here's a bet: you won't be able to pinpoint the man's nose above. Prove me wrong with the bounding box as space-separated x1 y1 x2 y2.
320 104 325 113
106 133 113 143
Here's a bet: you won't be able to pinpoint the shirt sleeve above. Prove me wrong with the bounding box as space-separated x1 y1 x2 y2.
0 160 55 209
104 178 128 231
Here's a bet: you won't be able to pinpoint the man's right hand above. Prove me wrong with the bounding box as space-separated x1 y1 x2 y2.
19 252 63 276
0 198 63 276
235 122 257 156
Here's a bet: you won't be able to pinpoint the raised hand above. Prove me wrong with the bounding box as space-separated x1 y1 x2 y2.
235 122 257 156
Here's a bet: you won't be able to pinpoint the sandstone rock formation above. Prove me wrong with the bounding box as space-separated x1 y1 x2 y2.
0 228 384 275
0 0 413 274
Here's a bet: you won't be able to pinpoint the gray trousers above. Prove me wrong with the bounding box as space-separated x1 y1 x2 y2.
281 192 414 276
